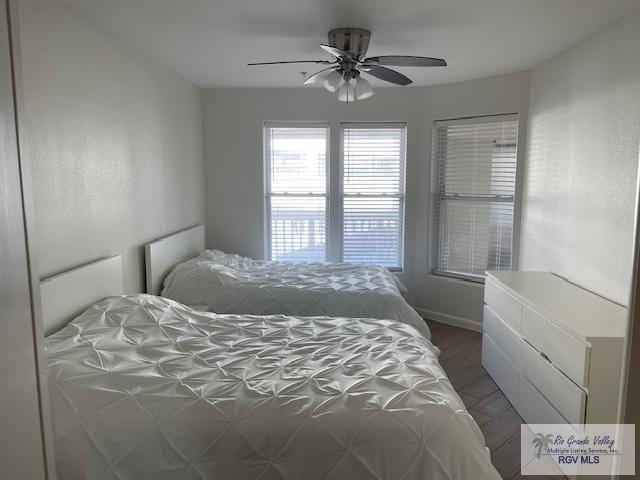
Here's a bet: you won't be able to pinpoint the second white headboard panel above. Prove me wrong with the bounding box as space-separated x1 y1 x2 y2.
145 225 205 295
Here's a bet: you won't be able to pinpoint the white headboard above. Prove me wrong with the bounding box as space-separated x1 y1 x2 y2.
40 255 123 336
145 225 205 295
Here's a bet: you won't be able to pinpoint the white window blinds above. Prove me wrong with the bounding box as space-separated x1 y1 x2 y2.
265 125 329 262
341 124 406 269
434 115 518 280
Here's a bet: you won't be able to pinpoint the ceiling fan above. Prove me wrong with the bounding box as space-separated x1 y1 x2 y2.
248 28 447 103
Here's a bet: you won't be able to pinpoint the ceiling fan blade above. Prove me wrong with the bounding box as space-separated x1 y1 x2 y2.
247 60 334 66
363 65 412 86
320 44 353 61
363 56 447 67
303 67 337 85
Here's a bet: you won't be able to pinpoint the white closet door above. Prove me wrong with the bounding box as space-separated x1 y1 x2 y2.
0 1 48 478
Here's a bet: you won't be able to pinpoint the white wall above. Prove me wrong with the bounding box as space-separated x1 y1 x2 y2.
520 11 640 306
202 71 530 328
413 74 530 329
18 0 205 292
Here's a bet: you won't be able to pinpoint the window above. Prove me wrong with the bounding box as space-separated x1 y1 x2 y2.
433 115 518 281
264 124 329 261
264 122 407 268
341 124 406 269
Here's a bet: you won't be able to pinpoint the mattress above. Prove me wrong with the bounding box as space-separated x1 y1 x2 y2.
161 250 430 338
46 295 499 480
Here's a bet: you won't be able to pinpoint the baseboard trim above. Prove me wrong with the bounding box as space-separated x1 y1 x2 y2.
415 308 482 333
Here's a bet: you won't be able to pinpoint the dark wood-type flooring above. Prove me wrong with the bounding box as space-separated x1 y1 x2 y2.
427 320 534 480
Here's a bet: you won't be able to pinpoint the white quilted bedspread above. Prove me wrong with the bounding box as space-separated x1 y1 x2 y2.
46 295 499 480
161 250 430 338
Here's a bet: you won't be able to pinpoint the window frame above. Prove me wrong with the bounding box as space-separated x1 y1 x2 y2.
431 114 520 283
339 122 407 271
263 122 330 262
263 121 408 269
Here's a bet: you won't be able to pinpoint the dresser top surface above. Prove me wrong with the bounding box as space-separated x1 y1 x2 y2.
486 271 627 341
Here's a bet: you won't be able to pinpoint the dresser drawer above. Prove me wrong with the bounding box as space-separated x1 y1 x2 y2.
522 306 589 387
519 336 586 424
482 334 519 407
518 376 568 425
483 306 521 370
484 279 522 332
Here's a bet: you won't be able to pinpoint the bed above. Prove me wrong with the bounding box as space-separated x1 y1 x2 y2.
145 226 430 338
43 257 499 479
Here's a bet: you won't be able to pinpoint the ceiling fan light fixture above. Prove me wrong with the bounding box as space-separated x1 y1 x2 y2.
337 81 356 103
322 70 344 93
354 77 373 100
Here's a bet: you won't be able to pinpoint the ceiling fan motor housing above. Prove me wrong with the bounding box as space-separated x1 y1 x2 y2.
328 28 371 60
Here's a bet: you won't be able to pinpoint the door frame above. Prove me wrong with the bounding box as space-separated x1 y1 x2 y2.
3 0 56 477
619 148 640 465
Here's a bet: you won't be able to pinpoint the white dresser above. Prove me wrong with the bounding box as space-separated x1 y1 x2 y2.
482 271 627 426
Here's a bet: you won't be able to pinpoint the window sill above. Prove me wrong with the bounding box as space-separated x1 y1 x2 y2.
431 269 485 284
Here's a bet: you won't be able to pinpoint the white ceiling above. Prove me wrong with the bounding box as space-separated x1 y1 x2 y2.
63 0 640 88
